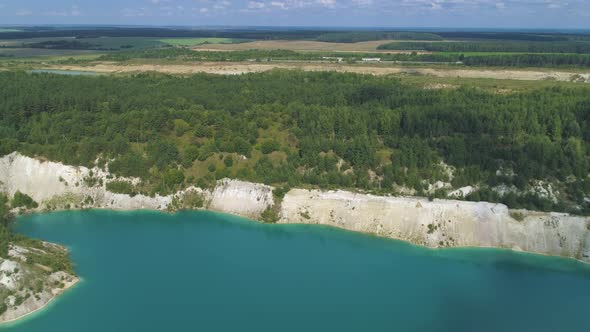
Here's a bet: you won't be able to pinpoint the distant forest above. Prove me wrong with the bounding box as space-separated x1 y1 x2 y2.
1 27 589 43
95 47 590 68
377 41 590 54
0 71 588 214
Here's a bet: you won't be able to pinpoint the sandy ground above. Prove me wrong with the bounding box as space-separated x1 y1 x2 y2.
192 40 431 54
52 61 590 82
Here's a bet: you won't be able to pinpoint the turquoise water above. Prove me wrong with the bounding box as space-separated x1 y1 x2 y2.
29 69 100 76
4 210 590 332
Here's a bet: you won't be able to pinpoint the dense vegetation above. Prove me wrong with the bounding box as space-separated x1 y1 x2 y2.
378 41 590 54
434 32 589 42
98 48 304 62
0 71 588 214
1 194 73 274
316 32 443 43
2 28 588 43
0 194 11 257
0 27 331 41
461 54 590 67
97 48 457 63
25 40 99 50
94 47 590 68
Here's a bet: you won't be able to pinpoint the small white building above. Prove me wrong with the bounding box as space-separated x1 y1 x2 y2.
322 57 344 62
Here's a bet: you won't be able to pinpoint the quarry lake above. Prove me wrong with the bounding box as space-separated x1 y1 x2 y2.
4 210 590 332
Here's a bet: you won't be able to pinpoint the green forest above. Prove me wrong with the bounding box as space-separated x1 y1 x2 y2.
0 71 588 214
92 47 590 68
378 41 590 54
316 32 443 43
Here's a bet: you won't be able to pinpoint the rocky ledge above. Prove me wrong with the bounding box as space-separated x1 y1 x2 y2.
0 150 589 324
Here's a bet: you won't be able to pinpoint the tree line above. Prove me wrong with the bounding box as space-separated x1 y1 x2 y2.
378 41 590 54
93 48 590 68
316 32 443 43
0 71 588 214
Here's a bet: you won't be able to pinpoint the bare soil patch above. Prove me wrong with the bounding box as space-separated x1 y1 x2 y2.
51 62 590 83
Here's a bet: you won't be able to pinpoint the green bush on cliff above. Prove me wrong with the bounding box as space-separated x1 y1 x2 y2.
510 211 525 222
11 191 38 209
261 207 279 224
106 181 136 196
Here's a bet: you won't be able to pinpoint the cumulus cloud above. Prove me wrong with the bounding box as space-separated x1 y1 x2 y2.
270 1 288 9
317 0 337 8
16 9 33 16
2 0 588 26
248 1 266 8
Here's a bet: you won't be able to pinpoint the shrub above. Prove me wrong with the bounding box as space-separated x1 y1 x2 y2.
106 181 136 195
261 207 279 224
260 140 281 154
510 211 525 222
11 191 38 209
224 155 234 167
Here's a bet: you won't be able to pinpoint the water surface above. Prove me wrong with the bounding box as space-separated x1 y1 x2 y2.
4 210 590 332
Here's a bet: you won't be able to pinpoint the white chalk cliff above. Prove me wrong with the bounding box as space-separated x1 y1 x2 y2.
1 152 589 263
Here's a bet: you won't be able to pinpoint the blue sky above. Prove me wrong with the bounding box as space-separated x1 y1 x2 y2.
0 0 588 28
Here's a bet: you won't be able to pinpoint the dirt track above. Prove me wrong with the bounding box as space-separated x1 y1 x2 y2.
51 61 590 83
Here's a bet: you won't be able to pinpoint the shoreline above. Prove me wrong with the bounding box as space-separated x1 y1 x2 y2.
0 277 80 325
4 204 588 324
14 207 590 267
1 151 589 264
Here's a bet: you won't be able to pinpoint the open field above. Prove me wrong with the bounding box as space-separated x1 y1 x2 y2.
192 40 431 53
49 61 590 83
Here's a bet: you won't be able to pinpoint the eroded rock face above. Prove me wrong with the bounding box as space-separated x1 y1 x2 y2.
0 153 274 219
1 152 590 263
208 179 274 219
279 189 590 263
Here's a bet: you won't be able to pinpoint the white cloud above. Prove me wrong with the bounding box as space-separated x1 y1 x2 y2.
248 1 266 9
16 9 32 16
271 1 288 9
122 7 150 17
317 0 337 8
352 0 373 7
213 0 232 9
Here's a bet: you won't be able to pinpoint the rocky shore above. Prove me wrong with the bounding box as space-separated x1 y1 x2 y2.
1 151 590 322
0 243 78 324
